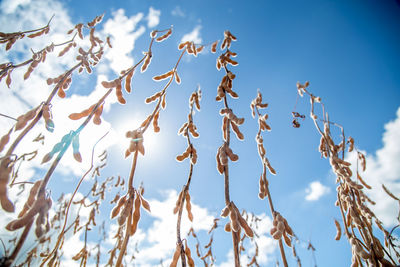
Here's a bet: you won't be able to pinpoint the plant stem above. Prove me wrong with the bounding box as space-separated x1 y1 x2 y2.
115 150 138 267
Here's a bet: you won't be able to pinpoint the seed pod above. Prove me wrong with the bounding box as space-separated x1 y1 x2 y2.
173 191 184 214
170 244 181 267
231 122 244 140
125 70 134 93
216 148 224 174
141 53 152 73
333 219 341 240
101 80 116 88
0 129 12 153
153 70 174 81
111 195 126 219
129 196 141 236
224 222 231 232
283 232 292 247
118 200 131 226
348 136 354 152
229 206 240 232
6 194 46 231
178 41 189 50
191 146 198 165
139 194 151 212
237 213 254 238
185 193 193 222
156 29 172 42
221 204 230 217
174 71 181 84
184 240 195 267
211 40 218 53
153 111 160 132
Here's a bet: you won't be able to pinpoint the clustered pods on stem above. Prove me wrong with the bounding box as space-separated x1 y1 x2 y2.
112 27 208 267
171 87 201 267
250 90 294 267
294 81 398 266
214 30 250 267
101 26 173 105
0 15 54 51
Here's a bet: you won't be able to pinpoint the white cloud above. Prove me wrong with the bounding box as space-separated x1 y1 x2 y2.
101 9 146 74
305 181 330 201
146 7 161 28
345 107 400 227
0 0 31 14
180 25 202 44
171 6 185 18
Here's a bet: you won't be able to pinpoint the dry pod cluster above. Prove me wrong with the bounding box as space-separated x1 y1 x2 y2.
110 189 150 236
293 81 399 267
220 108 244 140
216 143 239 174
221 202 254 238
14 105 40 131
6 191 52 232
0 157 15 212
125 130 145 157
68 102 104 126
270 212 294 247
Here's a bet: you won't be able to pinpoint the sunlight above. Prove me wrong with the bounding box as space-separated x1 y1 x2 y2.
111 112 163 159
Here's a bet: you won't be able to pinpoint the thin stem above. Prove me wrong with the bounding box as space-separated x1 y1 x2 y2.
115 150 138 267
0 113 17 121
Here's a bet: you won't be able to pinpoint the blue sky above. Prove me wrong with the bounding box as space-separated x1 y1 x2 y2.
0 0 400 266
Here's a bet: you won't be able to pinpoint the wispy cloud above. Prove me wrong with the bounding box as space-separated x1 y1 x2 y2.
346 107 400 227
180 25 202 44
305 181 330 201
171 6 185 18
146 7 161 28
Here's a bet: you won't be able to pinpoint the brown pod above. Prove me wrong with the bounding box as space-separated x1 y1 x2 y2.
174 71 181 84
238 214 254 238
1 195 15 213
139 195 151 212
156 29 172 42
6 195 45 230
184 240 195 267
211 40 218 53
224 222 231 232
229 207 240 232
15 115 28 131
0 130 11 152
141 54 151 73
125 70 134 93
334 219 341 241
283 232 292 247
170 244 181 267
185 193 193 222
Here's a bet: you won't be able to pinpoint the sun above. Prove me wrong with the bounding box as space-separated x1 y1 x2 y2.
111 112 162 158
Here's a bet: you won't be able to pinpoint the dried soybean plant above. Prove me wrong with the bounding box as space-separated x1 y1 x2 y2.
0 14 109 214
0 31 77 88
108 28 210 267
3 85 111 267
294 81 398 266
0 15 54 51
170 87 201 267
250 91 295 267
214 30 254 267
